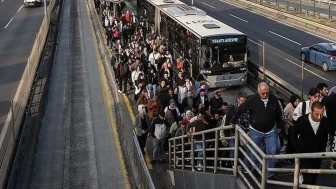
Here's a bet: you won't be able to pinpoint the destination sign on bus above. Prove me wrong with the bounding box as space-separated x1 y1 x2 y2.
212 38 239 44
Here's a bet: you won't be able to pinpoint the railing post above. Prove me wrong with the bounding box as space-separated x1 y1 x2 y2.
293 158 300 189
202 133 206 172
233 127 239 177
300 60 304 100
261 158 267 189
262 41 266 79
181 138 185 170
169 140 172 168
214 130 219 174
173 139 176 169
191 136 195 171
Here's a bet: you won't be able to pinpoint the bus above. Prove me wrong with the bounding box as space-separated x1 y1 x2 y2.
139 0 249 88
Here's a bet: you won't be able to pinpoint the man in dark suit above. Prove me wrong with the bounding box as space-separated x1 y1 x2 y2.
291 101 330 185
195 89 209 114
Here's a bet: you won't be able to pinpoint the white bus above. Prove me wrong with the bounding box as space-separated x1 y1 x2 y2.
139 0 250 88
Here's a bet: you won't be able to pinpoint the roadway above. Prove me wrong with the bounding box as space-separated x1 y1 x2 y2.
181 0 336 95
0 0 48 131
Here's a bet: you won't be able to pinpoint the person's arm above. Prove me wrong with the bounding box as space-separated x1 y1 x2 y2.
275 99 285 134
147 100 155 110
230 96 254 124
291 118 302 153
150 118 156 138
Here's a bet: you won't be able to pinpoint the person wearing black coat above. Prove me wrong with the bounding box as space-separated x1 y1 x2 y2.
163 88 178 108
194 89 210 113
116 61 128 94
105 26 113 49
291 101 330 185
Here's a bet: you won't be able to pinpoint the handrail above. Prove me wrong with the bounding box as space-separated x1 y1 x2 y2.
169 124 336 189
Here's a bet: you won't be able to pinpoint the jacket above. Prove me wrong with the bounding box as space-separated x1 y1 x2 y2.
284 103 295 129
209 96 224 115
195 94 209 111
291 114 329 153
150 117 169 139
230 94 283 133
147 99 162 119
134 114 151 136
186 119 210 141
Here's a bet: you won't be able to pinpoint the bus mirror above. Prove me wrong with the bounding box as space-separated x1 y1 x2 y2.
247 47 251 57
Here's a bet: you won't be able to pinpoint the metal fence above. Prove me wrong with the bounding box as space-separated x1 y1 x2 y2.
0 0 56 187
248 0 336 21
132 131 156 189
168 126 336 189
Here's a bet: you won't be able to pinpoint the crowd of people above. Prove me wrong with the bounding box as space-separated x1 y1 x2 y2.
94 2 336 187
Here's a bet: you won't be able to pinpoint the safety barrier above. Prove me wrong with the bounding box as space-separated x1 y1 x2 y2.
228 0 336 36
169 126 336 189
0 0 56 187
132 131 156 189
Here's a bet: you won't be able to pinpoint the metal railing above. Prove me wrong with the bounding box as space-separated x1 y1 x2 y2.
132 131 156 189
250 0 336 21
169 126 336 189
0 0 57 187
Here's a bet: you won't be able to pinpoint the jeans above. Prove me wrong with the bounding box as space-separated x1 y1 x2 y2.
195 142 203 165
146 84 157 98
153 138 165 161
249 128 277 178
229 130 251 169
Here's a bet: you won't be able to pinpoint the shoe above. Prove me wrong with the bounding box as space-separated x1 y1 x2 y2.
150 160 156 165
299 174 303 184
197 163 203 171
123 93 126 96
118 90 122 93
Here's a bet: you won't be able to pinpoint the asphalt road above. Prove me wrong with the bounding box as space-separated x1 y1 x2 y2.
181 0 336 95
0 1 47 131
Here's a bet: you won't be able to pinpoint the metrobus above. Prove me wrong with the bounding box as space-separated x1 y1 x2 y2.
139 0 249 88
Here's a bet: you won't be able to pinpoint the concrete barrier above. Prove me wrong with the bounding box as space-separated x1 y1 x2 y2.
0 0 57 187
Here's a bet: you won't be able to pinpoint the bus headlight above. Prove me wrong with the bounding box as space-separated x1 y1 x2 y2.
200 70 211 74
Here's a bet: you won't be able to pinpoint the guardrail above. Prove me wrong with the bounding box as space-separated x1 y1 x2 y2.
169 126 336 189
0 0 56 187
231 0 336 36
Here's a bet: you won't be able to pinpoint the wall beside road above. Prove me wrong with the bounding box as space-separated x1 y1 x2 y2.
0 0 57 187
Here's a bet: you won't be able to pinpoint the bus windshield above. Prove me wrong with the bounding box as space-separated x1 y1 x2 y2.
203 46 246 69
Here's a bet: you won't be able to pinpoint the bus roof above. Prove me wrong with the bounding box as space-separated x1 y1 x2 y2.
147 0 185 7
162 5 245 38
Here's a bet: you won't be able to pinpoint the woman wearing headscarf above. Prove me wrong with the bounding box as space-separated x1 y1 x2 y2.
284 94 301 155
183 110 194 124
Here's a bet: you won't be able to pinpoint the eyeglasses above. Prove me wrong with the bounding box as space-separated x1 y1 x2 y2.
259 92 269 95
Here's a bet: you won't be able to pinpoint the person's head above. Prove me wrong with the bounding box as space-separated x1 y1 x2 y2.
181 120 188 130
200 82 206 89
136 65 140 71
162 62 167 69
142 89 148 95
164 72 169 78
187 91 193 98
178 71 183 78
165 110 173 121
316 83 328 97
169 99 176 108
237 92 247 106
144 47 147 52
160 80 166 86
310 101 324 122
289 94 301 108
198 109 206 119
139 109 145 118
308 87 320 103
159 111 165 120
169 88 174 95
139 73 144 80
186 110 194 120
203 115 211 124
222 102 228 111
200 89 205 96
258 82 269 100
215 91 221 99
214 110 222 121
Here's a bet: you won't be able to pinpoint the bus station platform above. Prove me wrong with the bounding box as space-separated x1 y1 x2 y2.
27 0 130 188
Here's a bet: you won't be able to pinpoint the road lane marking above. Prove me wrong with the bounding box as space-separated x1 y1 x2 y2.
284 58 329 81
201 2 215 8
17 5 23 12
219 0 336 44
4 18 13 28
269 31 302 45
248 39 262 47
229 14 248 23
1 0 4 2
92 4 154 170
86 3 131 188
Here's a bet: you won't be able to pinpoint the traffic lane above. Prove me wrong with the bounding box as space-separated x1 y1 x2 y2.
187 0 336 86
0 0 23 30
0 5 45 131
248 42 331 93
198 0 331 57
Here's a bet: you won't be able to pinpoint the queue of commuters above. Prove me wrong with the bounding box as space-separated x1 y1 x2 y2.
94 3 336 187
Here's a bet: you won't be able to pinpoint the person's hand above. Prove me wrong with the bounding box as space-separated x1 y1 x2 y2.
222 140 228 146
142 130 146 134
187 132 193 138
278 128 281 134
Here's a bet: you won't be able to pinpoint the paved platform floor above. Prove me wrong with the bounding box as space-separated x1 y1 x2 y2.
28 0 129 188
